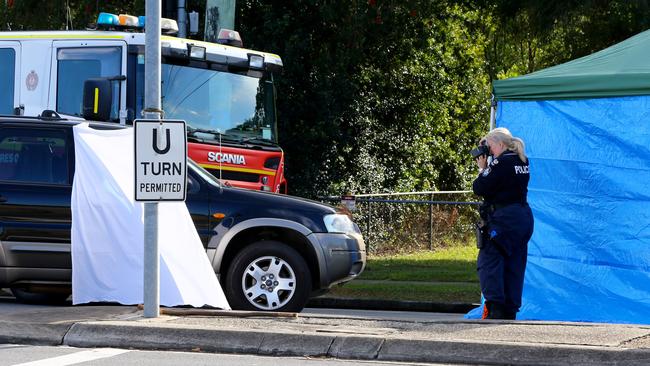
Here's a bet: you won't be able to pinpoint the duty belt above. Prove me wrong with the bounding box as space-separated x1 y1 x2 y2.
492 202 526 211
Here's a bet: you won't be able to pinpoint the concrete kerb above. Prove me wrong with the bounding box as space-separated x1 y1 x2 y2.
64 322 265 354
378 339 650 366
63 321 337 356
59 320 650 365
329 336 384 360
0 321 73 346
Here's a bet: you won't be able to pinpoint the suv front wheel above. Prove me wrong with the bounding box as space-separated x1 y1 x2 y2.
225 241 311 312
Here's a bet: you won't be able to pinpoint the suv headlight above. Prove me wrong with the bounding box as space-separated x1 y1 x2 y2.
323 214 358 234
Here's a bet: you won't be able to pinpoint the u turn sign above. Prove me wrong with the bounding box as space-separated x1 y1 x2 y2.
135 119 187 201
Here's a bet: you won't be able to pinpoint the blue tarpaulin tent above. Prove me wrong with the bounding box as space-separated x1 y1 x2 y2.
466 29 650 323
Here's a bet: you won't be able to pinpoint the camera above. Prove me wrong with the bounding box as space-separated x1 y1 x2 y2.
470 142 490 159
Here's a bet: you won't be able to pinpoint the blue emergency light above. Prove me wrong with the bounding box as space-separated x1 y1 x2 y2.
97 12 119 26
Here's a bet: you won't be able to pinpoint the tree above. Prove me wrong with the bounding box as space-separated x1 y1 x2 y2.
483 0 650 80
238 0 491 197
1 1 144 31
6 0 648 199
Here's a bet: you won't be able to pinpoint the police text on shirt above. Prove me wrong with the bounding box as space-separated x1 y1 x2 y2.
514 165 529 174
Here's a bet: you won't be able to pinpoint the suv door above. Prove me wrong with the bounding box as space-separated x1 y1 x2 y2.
0 125 73 283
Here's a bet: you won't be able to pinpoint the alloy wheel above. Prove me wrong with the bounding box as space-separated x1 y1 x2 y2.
241 255 296 310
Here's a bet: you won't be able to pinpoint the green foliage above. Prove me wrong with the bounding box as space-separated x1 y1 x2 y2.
4 1 649 200
238 1 491 198
0 1 207 32
484 0 650 80
0 1 144 31
345 194 479 255
238 0 650 198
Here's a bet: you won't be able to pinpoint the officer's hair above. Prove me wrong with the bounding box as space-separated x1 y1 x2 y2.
486 127 527 162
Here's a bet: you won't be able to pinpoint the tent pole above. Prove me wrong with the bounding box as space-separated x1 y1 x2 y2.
489 95 496 130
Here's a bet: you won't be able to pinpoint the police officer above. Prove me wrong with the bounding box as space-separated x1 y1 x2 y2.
473 127 534 320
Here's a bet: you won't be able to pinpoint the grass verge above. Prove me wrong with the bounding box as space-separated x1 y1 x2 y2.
324 245 480 303
327 281 480 303
360 245 479 282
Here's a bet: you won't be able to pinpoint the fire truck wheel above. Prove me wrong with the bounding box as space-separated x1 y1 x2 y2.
225 241 311 312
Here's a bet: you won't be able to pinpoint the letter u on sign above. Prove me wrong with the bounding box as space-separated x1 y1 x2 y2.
152 128 171 154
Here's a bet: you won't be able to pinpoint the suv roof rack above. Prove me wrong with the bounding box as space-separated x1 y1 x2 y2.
0 111 69 122
39 110 65 121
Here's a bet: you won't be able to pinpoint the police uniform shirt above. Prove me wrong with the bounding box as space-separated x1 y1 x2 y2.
473 150 529 205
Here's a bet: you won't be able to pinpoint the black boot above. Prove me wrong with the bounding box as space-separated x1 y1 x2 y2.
485 302 508 319
502 309 517 320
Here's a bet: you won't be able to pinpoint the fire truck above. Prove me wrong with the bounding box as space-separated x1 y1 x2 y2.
0 13 287 193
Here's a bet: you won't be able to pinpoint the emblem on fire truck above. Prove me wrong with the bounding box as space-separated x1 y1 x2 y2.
26 70 39 91
207 151 246 165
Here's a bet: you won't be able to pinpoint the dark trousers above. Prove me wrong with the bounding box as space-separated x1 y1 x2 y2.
477 204 533 317
478 238 528 315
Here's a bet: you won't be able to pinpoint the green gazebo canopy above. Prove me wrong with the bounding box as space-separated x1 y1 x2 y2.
493 29 650 100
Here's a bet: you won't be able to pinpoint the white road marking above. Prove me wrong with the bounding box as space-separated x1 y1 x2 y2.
11 348 129 366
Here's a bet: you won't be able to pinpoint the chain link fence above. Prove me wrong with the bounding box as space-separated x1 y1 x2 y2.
322 191 481 255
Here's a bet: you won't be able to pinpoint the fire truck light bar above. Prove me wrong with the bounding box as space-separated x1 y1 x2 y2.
160 18 179 34
96 12 179 35
217 29 243 48
118 14 139 27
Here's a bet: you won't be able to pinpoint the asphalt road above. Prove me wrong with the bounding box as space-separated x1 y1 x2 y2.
0 344 465 366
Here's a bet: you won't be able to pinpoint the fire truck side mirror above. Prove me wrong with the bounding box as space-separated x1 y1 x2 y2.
82 78 112 122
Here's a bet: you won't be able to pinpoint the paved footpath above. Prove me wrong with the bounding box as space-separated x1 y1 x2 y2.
1 303 650 366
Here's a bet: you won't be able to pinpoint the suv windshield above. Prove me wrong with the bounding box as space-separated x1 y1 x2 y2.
156 63 277 143
189 159 221 187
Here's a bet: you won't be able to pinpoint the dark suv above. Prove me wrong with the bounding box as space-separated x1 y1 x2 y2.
0 115 366 312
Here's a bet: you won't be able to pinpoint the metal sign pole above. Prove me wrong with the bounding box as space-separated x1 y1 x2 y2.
144 0 162 318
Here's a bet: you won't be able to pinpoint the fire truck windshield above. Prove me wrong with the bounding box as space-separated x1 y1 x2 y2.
134 62 278 144
161 64 277 143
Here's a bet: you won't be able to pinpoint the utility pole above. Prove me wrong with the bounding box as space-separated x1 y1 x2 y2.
143 0 162 319
177 0 187 38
